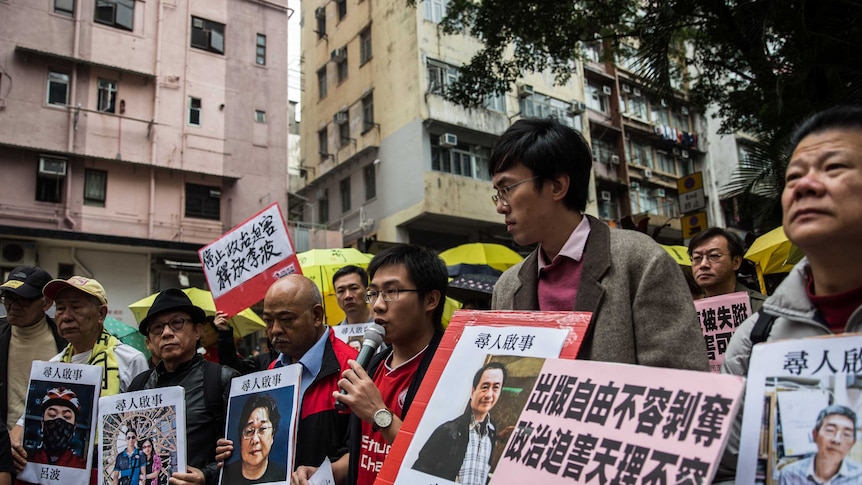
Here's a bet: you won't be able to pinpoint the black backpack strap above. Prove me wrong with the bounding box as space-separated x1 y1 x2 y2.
750 312 777 345
203 363 225 423
128 369 154 392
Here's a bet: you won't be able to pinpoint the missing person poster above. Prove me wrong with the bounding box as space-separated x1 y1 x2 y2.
737 333 862 485
219 365 302 485
98 386 186 485
694 291 753 373
18 361 102 485
378 310 592 485
333 322 373 353
492 358 745 485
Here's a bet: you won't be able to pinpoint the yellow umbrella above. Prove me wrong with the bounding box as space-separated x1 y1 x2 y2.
128 287 266 338
297 248 374 326
745 226 805 294
439 243 523 275
660 245 691 266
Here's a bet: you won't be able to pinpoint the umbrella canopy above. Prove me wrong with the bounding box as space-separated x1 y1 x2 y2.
128 287 266 338
439 243 523 275
103 316 149 358
297 248 374 326
447 273 497 305
660 245 692 266
745 226 803 275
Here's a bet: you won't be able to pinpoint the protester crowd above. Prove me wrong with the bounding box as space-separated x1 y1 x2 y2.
0 105 861 485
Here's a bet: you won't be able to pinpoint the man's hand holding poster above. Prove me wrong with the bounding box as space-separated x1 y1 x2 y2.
18 362 102 485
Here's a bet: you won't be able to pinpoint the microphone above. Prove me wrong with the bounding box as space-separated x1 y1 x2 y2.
335 323 385 411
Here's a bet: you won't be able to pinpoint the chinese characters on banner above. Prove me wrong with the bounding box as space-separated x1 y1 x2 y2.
18 362 102 485
694 292 752 373
198 202 299 315
220 365 302 485
334 322 373 352
737 333 862 484
98 387 186 485
492 359 744 485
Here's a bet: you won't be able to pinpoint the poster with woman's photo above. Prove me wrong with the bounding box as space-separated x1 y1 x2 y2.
219 365 302 485
98 386 186 485
17 361 102 485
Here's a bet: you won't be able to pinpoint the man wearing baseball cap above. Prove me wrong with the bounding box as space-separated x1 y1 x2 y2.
10 276 147 483
129 288 238 485
0 267 66 431
28 387 86 469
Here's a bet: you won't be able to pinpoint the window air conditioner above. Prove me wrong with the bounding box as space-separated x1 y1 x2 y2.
39 157 67 176
643 168 653 178
681 150 690 159
517 84 534 98
631 181 640 190
672 148 681 156
333 110 349 125
0 240 37 267
330 47 346 61
653 188 666 198
660 99 668 107
439 133 458 147
568 101 586 116
681 106 689 115
192 18 204 29
622 84 631 93
600 190 612 201
610 155 620 164
602 85 613 96
633 87 642 97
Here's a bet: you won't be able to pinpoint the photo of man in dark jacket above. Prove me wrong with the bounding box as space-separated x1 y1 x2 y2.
412 362 507 484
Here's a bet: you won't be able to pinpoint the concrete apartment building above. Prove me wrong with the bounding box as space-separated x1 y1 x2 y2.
0 0 290 323
298 0 722 251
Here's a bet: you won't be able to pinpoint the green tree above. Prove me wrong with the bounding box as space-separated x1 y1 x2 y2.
414 0 862 232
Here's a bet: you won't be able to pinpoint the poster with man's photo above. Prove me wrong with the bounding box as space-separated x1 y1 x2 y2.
17 361 102 485
737 333 862 485
380 309 593 485
98 386 186 485
333 322 373 353
219 365 302 485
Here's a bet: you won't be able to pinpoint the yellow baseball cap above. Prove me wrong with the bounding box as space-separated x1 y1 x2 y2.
43 276 108 305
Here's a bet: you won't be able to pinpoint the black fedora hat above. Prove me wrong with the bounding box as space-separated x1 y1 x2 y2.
139 288 206 335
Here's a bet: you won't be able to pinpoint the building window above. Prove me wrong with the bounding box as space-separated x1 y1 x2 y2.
583 41 602 63
337 0 347 20
519 92 581 130
364 164 376 200
94 0 134 31
318 128 329 158
585 83 611 114
83 169 107 207
626 138 654 168
315 7 326 39
424 0 448 23
336 56 348 83
339 122 350 148
362 94 374 132
657 151 677 175
185 183 220 220
317 68 327 100
55 0 75 15
256 34 266 65
430 138 491 181
190 16 225 55
188 97 202 126
427 59 458 95
592 138 615 165
360 28 372 64
319 190 329 224
483 92 506 113
97 79 117 113
340 177 351 213
35 157 66 203
47 71 69 106
254 110 266 123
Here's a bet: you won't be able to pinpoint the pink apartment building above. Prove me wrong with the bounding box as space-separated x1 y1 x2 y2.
0 0 290 324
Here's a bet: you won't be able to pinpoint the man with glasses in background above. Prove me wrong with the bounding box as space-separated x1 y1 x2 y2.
333 266 374 326
688 227 766 311
489 118 708 371
216 275 357 471
130 288 238 485
0 267 66 432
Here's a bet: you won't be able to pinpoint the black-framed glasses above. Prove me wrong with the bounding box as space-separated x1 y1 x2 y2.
491 176 540 205
691 252 725 265
148 317 191 336
0 294 40 307
241 425 273 440
365 288 420 304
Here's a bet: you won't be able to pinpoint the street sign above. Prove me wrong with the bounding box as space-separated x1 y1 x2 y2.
682 211 708 238
677 172 706 213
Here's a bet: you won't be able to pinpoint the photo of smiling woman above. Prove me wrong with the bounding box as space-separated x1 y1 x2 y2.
221 394 287 484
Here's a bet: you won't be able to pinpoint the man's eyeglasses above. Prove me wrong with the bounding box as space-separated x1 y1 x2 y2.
491 176 540 206
365 288 420 304
691 252 725 265
148 317 191 336
241 425 273 440
0 294 39 307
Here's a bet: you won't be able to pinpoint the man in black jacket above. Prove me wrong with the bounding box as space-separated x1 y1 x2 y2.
130 288 238 485
0 266 66 430
412 362 507 484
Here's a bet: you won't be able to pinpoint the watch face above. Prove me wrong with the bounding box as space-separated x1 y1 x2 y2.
374 409 393 428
